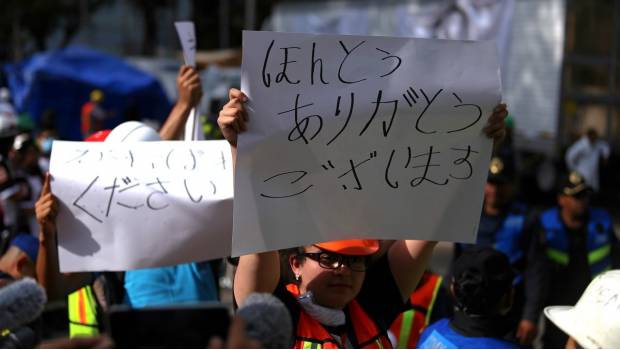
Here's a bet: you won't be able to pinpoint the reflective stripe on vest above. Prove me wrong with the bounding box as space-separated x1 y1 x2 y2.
396 310 414 349
287 284 392 349
390 272 443 349
541 207 613 277
302 341 323 349
68 286 99 337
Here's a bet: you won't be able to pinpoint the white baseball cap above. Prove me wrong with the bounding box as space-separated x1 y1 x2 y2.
544 270 620 349
106 121 161 143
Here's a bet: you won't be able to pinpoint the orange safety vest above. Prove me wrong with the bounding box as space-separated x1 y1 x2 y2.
287 284 392 349
389 272 443 349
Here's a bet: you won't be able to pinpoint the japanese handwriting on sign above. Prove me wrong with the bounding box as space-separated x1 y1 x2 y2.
60 143 231 224
277 88 483 146
50 139 235 272
235 30 502 256
64 147 228 172
262 39 404 88
72 175 220 223
259 146 479 199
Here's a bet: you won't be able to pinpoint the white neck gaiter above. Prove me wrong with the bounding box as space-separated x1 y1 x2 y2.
297 291 346 327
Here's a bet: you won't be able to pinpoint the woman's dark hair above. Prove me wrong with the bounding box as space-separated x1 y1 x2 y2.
452 248 514 316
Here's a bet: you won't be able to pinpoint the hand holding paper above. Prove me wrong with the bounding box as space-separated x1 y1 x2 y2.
484 103 508 142
218 88 248 148
177 65 203 109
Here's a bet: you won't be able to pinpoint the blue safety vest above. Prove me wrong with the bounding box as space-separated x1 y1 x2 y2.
540 207 613 277
492 203 527 266
417 319 518 349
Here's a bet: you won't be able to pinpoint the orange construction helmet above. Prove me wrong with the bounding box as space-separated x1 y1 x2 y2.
84 129 112 142
314 239 379 256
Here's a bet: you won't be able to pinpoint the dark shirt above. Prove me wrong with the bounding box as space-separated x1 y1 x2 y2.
450 310 517 341
562 226 592 305
274 254 407 347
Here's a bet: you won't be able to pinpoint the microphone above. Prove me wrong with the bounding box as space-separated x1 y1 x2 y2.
0 278 47 330
236 293 293 348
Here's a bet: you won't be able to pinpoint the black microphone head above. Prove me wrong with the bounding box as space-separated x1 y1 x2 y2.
0 278 47 330
236 293 293 348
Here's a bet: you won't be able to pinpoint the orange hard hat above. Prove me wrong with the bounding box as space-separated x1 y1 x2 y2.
84 129 112 142
314 239 379 256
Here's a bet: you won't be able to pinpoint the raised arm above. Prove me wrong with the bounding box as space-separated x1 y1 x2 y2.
217 88 279 305
159 65 203 141
234 251 281 305
388 240 438 301
389 103 508 301
35 173 92 300
217 88 247 169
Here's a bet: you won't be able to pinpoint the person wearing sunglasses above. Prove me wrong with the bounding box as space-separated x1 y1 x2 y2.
527 171 620 348
219 88 509 349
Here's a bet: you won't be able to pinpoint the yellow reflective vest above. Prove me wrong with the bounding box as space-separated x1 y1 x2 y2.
68 286 99 337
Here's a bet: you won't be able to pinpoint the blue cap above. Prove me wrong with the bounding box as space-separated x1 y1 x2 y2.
10 234 39 263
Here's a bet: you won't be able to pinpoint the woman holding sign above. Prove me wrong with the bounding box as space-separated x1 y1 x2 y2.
219 88 508 349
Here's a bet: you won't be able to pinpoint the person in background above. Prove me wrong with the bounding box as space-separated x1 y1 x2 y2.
35 109 59 174
418 248 519 349
80 89 107 138
0 87 19 253
544 269 620 349
451 155 542 346
0 88 17 130
9 133 43 237
0 234 43 348
528 171 620 348
565 128 610 193
0 234 38 287
35 65 217 338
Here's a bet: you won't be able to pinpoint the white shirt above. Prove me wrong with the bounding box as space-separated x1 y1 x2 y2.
565 136 610 191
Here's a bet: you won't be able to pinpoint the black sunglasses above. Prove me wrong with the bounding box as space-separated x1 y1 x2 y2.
297 251 371 272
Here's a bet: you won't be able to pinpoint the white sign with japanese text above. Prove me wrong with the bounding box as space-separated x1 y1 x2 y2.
234 31 501 256
50 140 233 272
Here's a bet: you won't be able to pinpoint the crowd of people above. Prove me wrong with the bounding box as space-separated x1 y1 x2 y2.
0 59 618 349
